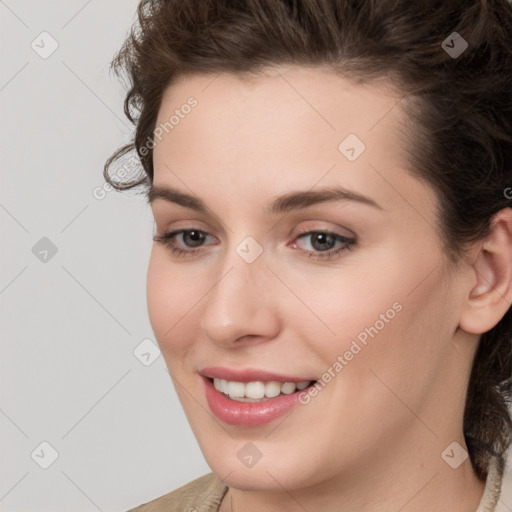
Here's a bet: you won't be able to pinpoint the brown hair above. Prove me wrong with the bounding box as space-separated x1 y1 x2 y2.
104 0 512 480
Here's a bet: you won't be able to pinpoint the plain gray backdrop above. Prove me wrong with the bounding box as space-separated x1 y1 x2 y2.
1 1 511 511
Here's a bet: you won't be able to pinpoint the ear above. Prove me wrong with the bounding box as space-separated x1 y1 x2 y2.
459 208 512 335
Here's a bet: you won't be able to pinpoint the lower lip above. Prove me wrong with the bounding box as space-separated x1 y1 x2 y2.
202 376 312 427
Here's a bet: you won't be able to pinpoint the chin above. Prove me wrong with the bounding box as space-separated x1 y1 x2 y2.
201 441 325 493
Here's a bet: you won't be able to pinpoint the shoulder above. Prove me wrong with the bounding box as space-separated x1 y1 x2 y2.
127 473 228 512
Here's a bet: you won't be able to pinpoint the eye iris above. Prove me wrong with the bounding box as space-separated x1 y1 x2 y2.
311 233 335 251
184 230 205 247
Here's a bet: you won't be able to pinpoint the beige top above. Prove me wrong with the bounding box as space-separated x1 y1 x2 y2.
127 455 505 512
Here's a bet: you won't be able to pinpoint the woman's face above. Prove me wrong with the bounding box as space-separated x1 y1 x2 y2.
147 66 475 493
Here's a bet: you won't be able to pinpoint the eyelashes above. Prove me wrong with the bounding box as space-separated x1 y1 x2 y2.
153 228 356 261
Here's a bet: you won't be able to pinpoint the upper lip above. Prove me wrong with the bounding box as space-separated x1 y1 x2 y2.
200 366 317 383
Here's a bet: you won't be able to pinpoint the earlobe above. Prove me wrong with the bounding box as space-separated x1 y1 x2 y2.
459 208 512 335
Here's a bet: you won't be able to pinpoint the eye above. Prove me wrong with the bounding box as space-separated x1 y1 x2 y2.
153 228 356 261
153 229 215 257
292 230 356 260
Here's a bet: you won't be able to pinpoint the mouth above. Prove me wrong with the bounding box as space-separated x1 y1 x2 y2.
208 377 317 402
201 373 319 426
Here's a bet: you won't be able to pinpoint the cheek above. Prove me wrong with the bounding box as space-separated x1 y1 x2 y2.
146 248 203 354
146 250 168 339
330 266 455 425
282 258 405 358
307 247 452 389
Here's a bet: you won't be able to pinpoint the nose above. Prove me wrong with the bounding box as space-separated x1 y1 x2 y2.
199 249 281 348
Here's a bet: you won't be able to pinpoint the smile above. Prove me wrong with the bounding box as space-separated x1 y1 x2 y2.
213 378 313 401
200 369 319 426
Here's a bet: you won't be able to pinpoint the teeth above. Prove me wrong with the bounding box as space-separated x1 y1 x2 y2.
213 378 313 400
281 382 296 394
227 381 245 398
246 381 265 399
265 381 281 398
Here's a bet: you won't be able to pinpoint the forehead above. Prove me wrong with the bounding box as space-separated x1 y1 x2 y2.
154 67 404 170
151 66 435 224
155 65 406 144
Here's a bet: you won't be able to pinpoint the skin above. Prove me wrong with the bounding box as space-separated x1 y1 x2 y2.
146 65 512 511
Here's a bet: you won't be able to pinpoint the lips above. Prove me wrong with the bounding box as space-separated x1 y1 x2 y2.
200 366 317 383
200 367 319 426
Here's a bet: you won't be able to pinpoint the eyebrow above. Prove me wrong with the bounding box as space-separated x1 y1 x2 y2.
147 184 382 215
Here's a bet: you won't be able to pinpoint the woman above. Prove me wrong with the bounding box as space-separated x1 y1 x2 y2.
104 1 512 510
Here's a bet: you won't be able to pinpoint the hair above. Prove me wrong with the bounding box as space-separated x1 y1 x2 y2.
104 0 512 480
